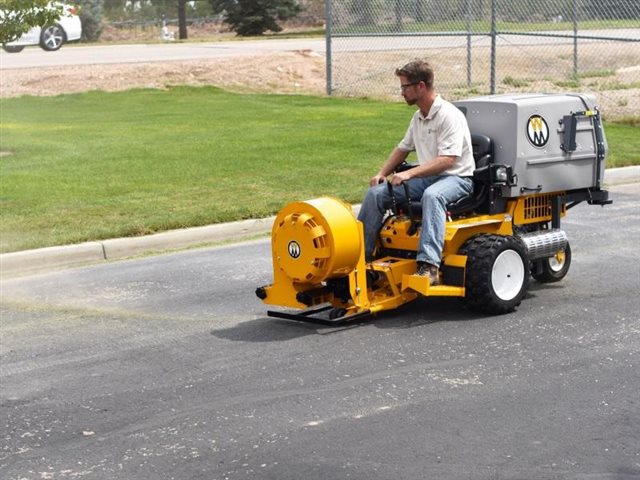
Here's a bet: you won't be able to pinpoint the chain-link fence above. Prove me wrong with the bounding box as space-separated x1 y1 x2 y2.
326 0 640 117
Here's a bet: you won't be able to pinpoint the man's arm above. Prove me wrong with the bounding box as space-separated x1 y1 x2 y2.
369 148 411 186
390 155 456 185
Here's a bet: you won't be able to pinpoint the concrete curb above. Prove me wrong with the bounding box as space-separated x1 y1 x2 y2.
1 166 638 279
603 164 640 186
0 217 276 278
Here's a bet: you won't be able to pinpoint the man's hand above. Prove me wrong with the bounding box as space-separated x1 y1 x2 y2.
390 170 411 186
369 174 387 187
369 148 411 187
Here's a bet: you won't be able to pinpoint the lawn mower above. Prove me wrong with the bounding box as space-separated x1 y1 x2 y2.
255 93 611 324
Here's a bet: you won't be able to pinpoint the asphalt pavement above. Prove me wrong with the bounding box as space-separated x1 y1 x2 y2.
0 38 327 69
1 166 639 279
0 181 639 479
2 29 638 69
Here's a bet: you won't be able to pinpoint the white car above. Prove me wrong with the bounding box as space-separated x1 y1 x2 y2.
3 3 82 53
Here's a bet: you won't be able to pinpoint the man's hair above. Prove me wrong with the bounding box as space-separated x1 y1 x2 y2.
395 60 434 88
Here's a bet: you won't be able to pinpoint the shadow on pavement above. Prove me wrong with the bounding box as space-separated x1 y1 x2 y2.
210 317 333 343
213 296 492 342
372 296 488 330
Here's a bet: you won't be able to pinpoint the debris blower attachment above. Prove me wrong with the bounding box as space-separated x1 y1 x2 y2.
255 197 376 324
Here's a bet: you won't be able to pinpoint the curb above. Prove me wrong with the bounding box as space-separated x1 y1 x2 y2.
603 164 640 186
1 166 638 279
0 216 276 279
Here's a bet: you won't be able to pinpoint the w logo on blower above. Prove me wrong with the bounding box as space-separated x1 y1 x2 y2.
288 240 301 259
526 115 549 148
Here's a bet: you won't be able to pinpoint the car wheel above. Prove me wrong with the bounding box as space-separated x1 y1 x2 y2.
531 242 572 283
2 45 25 53
40 24 66 51
463 234 529 315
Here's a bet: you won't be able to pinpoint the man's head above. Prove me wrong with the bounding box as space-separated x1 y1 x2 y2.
395 60 434 87
395 60 434 106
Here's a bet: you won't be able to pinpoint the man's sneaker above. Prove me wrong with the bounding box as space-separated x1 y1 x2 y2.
416 262 429 276
416 262 439 285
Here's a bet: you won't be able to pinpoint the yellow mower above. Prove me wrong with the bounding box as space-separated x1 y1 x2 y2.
255 93 611 324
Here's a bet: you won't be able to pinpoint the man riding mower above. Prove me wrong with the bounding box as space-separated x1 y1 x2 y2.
255 93 611 324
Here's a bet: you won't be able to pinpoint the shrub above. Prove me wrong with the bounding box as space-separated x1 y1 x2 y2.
210 0 302 36
77 0 104 42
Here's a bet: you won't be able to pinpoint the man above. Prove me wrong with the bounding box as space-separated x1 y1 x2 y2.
357 60 475 285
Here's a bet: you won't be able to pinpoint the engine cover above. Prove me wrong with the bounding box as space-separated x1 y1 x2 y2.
271 197 361 284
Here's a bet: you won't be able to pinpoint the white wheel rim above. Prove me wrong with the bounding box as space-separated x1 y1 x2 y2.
492 250 525 301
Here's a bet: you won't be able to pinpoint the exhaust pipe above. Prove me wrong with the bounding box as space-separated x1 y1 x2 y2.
518 229 568 260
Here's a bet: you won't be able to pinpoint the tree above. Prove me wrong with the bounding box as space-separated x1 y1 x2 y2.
0 0 62 44
210 0 302 36
101 0 126 21
178 0 186 39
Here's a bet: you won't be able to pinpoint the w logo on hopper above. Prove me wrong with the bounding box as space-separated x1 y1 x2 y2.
526 115 549 148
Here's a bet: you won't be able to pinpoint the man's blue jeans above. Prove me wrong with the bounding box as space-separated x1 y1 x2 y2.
357 175 473 266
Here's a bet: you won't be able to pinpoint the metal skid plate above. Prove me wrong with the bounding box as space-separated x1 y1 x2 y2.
267 305 372 325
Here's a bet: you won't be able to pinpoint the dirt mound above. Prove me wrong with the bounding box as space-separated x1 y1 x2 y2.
1 46 636 120
0 50 326 98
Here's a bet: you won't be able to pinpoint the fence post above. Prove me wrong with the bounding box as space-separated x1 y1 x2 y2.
490 0 497 94
325 0 333 96
573 0 579 79
466 0 472 88
394 0 403 31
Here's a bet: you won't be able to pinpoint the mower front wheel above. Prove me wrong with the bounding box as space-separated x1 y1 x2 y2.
463 234 529 315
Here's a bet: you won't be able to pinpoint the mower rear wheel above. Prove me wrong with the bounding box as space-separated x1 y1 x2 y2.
463 234 529 315
531 242 572 283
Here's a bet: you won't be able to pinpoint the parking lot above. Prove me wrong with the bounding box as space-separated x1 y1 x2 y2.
1 183 638 480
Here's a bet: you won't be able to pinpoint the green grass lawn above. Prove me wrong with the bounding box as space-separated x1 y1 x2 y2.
603 121 640 167
0 87 410 252
1 87 638 253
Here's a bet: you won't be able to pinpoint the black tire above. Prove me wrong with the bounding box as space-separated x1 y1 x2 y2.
531 242 572 283
2 45 25 53
40 24 66 51
463 234 529 315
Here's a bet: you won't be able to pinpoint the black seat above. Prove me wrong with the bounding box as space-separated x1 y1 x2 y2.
392 133 494 217
447 134 493 215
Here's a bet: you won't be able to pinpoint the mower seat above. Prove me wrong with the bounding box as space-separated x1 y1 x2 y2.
393 133 494 217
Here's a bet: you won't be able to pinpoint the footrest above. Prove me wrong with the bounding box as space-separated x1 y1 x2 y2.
401 274 465 297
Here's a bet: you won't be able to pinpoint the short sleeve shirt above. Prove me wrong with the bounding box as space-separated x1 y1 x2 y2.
397 95 475 177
